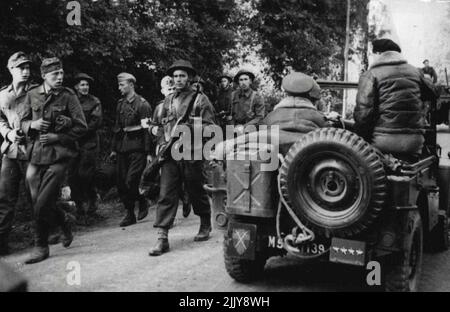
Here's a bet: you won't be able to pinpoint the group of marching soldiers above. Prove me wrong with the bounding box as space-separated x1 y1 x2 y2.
0 53 269 262
0 36 439 264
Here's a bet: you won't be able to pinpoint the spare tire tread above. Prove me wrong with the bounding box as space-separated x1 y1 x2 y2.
279 128 387 238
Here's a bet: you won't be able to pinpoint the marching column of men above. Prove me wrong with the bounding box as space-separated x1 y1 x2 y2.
0 50 269 260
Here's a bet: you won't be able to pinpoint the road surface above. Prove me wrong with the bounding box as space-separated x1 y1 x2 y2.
2 129 450 292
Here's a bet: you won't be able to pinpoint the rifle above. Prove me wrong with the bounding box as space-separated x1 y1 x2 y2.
141 80 202 183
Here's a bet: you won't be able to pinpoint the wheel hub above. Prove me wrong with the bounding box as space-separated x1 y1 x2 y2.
306 158 359 211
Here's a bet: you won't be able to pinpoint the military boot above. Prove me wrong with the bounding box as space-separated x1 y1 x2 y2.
119 208 136 227
60 213 74 248
137 196 149 221
25 223 50 265
194 214 212 242
24 246 49 264
182 192 191 218
0 234 10 256
48 232 61 245
148 228 169 256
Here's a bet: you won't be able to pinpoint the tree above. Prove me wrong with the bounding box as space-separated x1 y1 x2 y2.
0 0 239 110
248 0 370 85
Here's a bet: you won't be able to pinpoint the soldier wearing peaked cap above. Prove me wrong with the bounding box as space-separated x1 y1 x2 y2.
147 60 216 256
230 69 266 127
21 57 88 264
109 72 153 228
0 52 36 256
68 73 103 223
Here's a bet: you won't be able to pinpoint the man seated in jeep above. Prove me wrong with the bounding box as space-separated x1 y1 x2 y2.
261 72 328 154
354 38 438 161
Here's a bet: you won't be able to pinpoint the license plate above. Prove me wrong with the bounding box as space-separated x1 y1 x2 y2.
329 238 366 266
227 222 257 260
267 236 329 257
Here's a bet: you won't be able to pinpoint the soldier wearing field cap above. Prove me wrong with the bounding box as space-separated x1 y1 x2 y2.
231 69 265 127
148 60 215 256
21 57 88 264
68 73 103 223
0 52 37 255
261 71 327 153
109 73 153 228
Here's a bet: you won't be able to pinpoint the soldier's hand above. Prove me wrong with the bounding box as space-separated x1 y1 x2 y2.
6 129 25 144
60 186 71 201
146 155 154 163
40 133 59 145
31 118 51 132
141 118 150 129
150 126 163 137
109 152 117 163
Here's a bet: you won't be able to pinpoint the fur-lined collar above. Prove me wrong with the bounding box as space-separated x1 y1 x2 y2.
274 96 316 110
370 51 407 69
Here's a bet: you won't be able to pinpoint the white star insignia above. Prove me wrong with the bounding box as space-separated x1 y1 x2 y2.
348 248 355 255
333 247 340 252
356 250 364 256
340 248 348 255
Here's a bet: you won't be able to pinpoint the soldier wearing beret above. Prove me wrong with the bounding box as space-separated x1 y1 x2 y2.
230 69 266 128
68 73 103 223
21 57 88 264
147 60 215 256
109 73 153 228
0 52 36 255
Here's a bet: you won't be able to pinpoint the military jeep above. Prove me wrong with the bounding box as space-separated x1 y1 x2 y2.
208 81 450 292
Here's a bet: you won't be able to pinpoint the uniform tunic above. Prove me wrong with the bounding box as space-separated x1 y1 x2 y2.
111 93 153 211
153 87 215 229
0 83 35 235
231 88 265 126
68 93 103 211
22 85 87 246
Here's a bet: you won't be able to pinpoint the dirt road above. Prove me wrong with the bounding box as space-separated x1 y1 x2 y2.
2 129 450 292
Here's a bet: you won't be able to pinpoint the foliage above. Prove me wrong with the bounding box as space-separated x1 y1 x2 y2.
248 0 370 85
0 0 237 111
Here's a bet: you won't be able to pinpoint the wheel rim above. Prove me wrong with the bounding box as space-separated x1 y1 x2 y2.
294 151 365 227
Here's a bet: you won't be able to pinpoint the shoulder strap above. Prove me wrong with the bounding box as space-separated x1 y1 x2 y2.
249 90 257 113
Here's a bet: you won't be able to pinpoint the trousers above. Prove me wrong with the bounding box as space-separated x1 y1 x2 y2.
154 159 210 229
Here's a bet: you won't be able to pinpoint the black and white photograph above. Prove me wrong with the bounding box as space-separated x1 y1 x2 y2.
1 0 450 296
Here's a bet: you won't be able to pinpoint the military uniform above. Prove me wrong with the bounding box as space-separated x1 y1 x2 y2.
0 83 35 243
231 70 265 126
68 92 102 215
230 88 265 126
22 83 87 253
216 87 233 114
112 92 153 219
153 86 215 229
